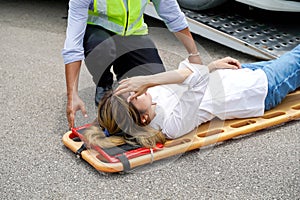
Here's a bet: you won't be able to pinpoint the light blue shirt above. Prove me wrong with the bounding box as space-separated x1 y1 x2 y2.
62 0 188 64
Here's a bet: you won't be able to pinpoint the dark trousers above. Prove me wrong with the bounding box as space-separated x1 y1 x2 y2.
83 24 165 88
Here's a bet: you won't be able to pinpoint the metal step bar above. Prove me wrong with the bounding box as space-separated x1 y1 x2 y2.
145 2 300 60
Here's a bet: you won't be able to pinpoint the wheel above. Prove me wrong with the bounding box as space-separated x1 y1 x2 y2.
177 0 228 11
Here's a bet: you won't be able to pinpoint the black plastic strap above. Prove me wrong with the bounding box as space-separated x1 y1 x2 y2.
116 154 131 172
75 144 87 158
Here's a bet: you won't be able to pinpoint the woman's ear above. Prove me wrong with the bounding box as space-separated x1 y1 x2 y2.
141 114 149 124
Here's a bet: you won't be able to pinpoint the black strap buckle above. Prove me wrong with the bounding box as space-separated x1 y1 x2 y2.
75 144 87 158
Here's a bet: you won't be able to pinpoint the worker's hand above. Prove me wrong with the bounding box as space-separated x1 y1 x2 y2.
66 94 87 129
207 57 241 72
188 55 202 65
114 76 149 100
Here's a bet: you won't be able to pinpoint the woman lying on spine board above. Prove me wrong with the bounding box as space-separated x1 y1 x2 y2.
83 44 300 149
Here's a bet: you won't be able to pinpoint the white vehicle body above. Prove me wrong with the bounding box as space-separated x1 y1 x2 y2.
177 0 300 12
236 0 300 12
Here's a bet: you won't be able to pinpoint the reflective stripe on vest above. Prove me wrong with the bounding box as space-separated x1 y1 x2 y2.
88 0 149 36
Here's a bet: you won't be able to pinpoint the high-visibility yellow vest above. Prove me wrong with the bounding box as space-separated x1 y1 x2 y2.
88 0 149 36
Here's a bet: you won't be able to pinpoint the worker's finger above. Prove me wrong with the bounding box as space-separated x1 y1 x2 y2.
81 105 88 118
67 112 75 130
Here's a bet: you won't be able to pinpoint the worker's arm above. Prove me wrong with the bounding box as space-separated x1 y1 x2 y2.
62 0 90 129
151 0 202 64
65 61 87 129
173 27 202 64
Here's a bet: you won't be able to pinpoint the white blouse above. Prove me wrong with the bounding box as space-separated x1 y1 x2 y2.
148 59 268 139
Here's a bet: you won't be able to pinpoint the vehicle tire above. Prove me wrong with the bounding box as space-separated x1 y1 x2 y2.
177 0 228 11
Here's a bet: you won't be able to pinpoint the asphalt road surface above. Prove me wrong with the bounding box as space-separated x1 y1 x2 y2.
0 0 299 199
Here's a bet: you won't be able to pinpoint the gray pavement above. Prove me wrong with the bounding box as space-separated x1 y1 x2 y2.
0 0 299 199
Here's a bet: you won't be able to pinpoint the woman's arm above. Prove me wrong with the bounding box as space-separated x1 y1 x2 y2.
114 57 241 98
114 66 194 99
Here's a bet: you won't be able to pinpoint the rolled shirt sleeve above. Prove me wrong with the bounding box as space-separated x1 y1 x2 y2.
162 60 209 139
61 0 90 64
152 0 188 32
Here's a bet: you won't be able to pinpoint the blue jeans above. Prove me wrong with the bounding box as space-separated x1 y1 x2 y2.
242 44 300 111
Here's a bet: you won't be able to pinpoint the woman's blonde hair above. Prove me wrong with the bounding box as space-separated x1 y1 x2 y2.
83 91 166 148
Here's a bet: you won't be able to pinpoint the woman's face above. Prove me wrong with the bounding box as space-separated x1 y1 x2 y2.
129 92 156 122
